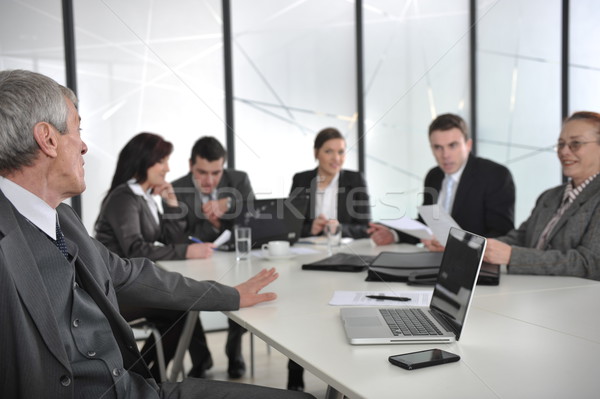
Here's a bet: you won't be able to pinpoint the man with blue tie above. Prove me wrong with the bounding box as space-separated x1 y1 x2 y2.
369 113 516 249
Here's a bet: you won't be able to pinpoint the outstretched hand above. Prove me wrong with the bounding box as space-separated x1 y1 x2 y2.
235 268 279 308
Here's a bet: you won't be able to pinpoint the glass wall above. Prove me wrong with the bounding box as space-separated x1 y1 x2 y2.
569 0 600 113
231 0 357 199
476 0 562 226
364 0 470 222
0 1 65 79
3 0 600 232
73 0 224 231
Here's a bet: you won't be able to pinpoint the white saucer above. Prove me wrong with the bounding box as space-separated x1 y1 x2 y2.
263 253 296 260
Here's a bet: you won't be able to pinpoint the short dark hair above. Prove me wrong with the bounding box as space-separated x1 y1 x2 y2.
191 136 227 163
428 113 469 141
108 132 173 193
314 127 344 151
565 111 600 138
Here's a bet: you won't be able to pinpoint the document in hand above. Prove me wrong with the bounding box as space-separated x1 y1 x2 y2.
417 205 461 246
379 217 433 241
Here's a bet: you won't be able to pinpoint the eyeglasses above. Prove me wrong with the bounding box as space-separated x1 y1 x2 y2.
554 140 599 152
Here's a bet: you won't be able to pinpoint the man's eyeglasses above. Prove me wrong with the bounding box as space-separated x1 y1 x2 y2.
554 140 599 152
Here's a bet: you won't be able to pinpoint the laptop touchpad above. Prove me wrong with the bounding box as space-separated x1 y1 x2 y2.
347 316 382 327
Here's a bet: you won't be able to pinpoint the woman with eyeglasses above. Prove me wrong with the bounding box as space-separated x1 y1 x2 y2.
484 111 600 280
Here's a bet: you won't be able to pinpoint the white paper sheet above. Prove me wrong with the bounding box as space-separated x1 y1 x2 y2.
379 217 433 240
213 229 232 247
329 290 432 306
251 246 321 258
417 205 461 246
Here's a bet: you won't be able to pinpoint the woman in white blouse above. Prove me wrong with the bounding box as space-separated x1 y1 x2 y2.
289 127 371 240
95 132 214 379
287 128 371 391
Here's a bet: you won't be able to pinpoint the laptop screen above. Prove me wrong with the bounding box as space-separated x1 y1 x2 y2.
236 196 308 248
429 227 486 340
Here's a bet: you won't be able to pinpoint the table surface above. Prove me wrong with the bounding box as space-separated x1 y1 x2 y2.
159 239 600 399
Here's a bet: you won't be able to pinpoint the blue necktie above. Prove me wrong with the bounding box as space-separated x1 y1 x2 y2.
443 177 455 213
54 222 69 258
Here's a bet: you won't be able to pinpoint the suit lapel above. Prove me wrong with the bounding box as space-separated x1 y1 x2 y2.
541 178 600 246
0 193 70 370
336 170 348 220
452 157 475 215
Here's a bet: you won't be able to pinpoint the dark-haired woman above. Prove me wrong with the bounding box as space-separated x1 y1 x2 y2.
95 132 214 380
291 127 371 239
286 128 371 391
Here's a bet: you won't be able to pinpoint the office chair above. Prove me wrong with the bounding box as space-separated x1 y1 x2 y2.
129 318 167 382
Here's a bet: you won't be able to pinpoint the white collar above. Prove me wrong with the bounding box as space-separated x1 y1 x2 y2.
127 179 152 197
0 176 58 239
446 161 467 183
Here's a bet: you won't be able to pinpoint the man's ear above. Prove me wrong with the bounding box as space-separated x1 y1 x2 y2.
33 122 59 158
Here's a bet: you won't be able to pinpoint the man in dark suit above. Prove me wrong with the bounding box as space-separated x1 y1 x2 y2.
369 113 515 249
171 136 253 378
171 137 254 243
0 69 314 399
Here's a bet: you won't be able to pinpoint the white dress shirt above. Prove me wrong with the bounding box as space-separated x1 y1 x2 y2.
315 172 340 220
438 163 466 213
0 176 58 239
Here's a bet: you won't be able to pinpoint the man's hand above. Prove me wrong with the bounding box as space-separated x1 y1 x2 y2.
483 239 512 265
202 198 229 228
311 214 328 236
235 268 279 308
421 238 445 252
367 222 395 246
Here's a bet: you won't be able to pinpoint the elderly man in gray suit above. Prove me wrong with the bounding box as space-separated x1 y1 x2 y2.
484 111 600 280
171 136 254 378
0 69 314 399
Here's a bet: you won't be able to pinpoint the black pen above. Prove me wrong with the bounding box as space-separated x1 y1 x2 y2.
366 295 411 302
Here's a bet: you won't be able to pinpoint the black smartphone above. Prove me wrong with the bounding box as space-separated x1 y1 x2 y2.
388 349 460 370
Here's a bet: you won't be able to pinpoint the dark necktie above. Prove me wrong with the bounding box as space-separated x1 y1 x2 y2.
55 221 69 258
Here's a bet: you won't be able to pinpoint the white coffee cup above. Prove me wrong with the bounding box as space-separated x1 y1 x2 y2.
261 240 291 257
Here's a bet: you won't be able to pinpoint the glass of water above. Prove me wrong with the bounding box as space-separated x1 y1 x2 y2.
324 220 342 255
235 226 252 261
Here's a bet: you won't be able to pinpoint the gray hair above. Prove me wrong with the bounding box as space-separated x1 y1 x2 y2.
0 69 78 173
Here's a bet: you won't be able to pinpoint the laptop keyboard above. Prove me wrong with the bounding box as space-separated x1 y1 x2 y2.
379 308 443 336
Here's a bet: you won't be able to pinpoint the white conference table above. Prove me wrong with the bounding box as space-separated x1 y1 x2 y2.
159 239 600 399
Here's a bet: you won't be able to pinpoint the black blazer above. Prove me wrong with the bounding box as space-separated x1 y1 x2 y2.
171 170 254 242
290 168 371 238
423 155 515 238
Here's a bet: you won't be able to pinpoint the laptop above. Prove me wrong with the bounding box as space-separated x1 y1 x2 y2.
221 195 309 250
340 227 486 345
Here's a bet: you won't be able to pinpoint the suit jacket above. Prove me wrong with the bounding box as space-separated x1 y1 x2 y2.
0 189 239 399
423 155 515 238
290 169 371 238
497 176 600 280
171 170 254 242
94 183 188 260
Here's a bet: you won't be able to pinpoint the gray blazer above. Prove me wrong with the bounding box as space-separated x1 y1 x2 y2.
94 183 189 260
497 176 600 280
0 189 239 399
171 170 254 242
